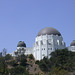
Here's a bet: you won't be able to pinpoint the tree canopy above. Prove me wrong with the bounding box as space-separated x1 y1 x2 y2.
36 49 75 75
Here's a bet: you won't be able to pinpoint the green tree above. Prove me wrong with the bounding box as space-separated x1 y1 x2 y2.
50 67 69 75
28 54 34 60
16 54 27 67
0 57 8 75
5 54 12 61
50 49 75 71
36 57 51 72
36 48 75 73
10 66 31 75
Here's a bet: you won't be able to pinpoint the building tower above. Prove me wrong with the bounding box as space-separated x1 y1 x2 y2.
14 41 26 57
68 40 75 52
33 27 66 60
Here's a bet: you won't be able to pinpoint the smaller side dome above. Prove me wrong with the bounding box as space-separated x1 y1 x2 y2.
70 40 75 46
17 41 26 47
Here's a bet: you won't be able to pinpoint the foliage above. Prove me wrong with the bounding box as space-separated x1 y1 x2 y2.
16 54 27 61
5 54 12 61
10 66 31 75
36 48 75 74
28 54 34 60
1 49 75 75
20 57 27 67
15 54 28 67
35 57 51 72
0 57 8 75
50 49 75 71
50 67 69 75
35 60 39 64
0 54 29 75
19 54 27 67
7 60 18 67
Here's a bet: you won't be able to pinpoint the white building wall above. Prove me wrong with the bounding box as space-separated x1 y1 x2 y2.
68 46 75 52
11 35 65 60
33 34 66 60
25 47 33 55
12 47 33 57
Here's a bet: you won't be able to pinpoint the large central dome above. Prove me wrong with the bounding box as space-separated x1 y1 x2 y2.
37 27 61 36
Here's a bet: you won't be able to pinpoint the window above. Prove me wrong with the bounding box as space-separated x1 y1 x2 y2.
48 40 52 45
48 48 52 50
49 43 52 45
41 41 43 45
42 54 45 56
57 40 59 45
62 41 65 46
36 42 38 45
51 48 52 50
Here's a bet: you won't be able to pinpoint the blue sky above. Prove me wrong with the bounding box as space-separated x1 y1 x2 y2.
0 0 75 53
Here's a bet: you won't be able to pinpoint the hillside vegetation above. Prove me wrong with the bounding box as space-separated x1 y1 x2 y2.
0 49 75 75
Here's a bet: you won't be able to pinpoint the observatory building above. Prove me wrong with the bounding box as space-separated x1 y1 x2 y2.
12 41 33 57
33 27 65 60
12 27 66 60
68 40 75 52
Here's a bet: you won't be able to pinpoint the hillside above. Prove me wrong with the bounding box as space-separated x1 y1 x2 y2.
0 49 75 75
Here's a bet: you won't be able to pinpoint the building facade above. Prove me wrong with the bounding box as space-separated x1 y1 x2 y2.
68 40 75 52
12 27 75 60
12 41 33 57
33 27 65 60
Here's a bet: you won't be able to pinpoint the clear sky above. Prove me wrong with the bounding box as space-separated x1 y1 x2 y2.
0 0 75 53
